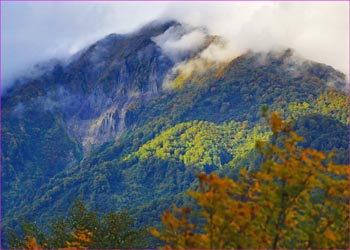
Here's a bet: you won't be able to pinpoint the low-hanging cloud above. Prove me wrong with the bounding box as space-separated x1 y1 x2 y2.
161 2 349 77
1 2 167 92
152 25 208 62
2 2 348 92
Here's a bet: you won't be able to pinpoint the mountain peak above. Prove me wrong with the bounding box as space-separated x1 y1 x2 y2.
137 19 180 36
4 19 347 152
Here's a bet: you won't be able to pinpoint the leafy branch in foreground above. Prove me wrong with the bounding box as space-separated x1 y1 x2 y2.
152 112 349 249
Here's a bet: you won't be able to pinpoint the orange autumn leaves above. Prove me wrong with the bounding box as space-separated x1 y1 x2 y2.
152 112 349 249
24 230 92 250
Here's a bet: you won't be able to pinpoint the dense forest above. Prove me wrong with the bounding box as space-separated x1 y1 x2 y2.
8 112 349 249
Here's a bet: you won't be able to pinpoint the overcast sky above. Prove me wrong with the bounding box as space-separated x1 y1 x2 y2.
1 1 349 90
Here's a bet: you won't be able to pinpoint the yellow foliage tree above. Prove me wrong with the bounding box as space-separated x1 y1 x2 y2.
23 230 92 250
65 230 93 249
24 236 42 250
152 112 349 249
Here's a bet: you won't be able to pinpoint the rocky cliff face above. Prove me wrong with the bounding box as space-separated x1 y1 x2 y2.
69 22 214 152
58 21 177 152
5 21 216 153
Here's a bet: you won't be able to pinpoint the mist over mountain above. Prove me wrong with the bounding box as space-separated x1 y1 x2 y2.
2 20 349 248
3 2 348 92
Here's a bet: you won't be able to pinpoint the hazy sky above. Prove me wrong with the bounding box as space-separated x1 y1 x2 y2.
1 1 349 90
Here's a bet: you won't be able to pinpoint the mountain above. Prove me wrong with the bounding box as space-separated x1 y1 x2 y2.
2 20 349 247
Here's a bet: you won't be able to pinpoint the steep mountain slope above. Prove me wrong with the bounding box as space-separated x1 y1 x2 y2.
2 20 349 247
2 20 218 239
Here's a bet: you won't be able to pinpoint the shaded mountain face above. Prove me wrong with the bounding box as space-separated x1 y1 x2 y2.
4 20 216 153
2 20 349 247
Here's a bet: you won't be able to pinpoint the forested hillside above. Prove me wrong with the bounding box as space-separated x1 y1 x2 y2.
2 21 349 248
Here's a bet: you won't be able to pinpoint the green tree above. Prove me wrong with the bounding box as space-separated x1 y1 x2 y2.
152 112 349 249
8 197 148 249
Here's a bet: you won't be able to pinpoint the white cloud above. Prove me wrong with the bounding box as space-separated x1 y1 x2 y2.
199 39 239 63
152 25 208 61
1 1 348 91
162 2 349 75
1 2 167 90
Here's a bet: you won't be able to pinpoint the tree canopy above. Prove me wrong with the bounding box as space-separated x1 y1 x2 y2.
8 197 148 249
152 112 349 249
